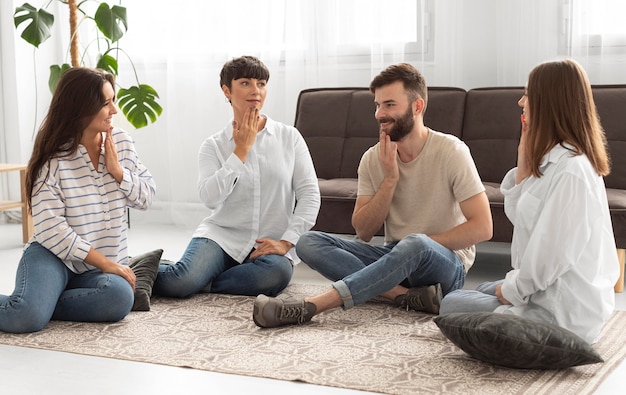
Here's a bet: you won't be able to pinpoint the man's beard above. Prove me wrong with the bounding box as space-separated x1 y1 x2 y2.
379 106 415 141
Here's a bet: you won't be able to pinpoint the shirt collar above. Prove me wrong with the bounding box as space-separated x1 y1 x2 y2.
539 143 575 171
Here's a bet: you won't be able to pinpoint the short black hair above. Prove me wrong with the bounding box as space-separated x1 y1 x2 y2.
219 56 270 89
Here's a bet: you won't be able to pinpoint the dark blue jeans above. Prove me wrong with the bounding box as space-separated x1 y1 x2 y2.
153 238 293 298
296 231 465 309
0 243 134 333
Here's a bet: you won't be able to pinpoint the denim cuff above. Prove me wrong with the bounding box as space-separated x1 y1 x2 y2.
332 280 354 310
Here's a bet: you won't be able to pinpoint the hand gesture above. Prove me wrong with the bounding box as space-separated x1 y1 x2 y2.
104 127 123 183
233 107 260 162
250 238 292 259
495 284 511 305
516 114 531 184
107 262 137 290
97 257 136 290
379 130 399 183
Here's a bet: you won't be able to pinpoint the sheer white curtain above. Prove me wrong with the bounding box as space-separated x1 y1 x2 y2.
99 0 432 227
3 0 625 227
428 0 626 86
568 0 626 83
429 0 565 87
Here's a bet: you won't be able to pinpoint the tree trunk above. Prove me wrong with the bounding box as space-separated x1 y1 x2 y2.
68 0 79 67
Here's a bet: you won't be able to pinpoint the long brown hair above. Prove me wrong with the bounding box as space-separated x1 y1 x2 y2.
26 67 116 211
525 59 610 177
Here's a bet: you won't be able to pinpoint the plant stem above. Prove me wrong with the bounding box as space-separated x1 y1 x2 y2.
68 0 80 67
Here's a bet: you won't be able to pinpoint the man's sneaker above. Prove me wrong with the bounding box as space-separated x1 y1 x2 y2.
394 283 442 314
253 293 317 328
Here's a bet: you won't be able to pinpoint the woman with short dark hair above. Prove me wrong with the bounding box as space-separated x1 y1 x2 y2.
153 56 320 299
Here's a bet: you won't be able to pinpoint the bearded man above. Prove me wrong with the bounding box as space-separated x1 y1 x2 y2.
252 63 493 328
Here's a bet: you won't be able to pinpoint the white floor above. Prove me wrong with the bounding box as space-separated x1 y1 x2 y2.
0 218 625 395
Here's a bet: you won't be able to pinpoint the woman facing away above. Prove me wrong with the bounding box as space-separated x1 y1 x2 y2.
440 59 619 344
152 56 320 299
0 67 156 333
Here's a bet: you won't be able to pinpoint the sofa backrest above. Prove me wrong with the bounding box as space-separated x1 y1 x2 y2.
425 87 467 138
593 85 626 190
295 85 626 187
294 88 378 179
294 87 467 180
462 87 525 183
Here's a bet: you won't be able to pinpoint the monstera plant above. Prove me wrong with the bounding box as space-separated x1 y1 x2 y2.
13 0 162 129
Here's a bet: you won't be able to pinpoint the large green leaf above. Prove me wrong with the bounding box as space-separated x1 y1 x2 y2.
96 53 119 76
13 3 54 48
94 3 128 43
117 85 162 129
48 64 72 92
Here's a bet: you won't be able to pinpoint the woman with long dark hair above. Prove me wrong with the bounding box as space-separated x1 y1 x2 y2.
0 67 155 333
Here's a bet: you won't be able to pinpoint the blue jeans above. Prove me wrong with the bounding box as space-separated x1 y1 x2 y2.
295 231 465 309
439 279 504 315
0 243 134 333
153 238 293 298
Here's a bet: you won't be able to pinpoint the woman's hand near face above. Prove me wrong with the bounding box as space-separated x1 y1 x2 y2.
516 114 531 184
233 107 260 163
104 127 124 183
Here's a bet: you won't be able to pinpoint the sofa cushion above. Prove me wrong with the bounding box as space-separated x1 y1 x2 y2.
318 178 358 198
129 249 163 311
482 181 504 205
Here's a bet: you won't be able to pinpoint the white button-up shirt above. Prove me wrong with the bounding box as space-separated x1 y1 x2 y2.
192 115 320 264
498 143 619 343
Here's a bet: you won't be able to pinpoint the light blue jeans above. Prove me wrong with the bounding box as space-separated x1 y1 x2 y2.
295 231 465 309
153 238 293 298
439 279 504 314
0 243 134 333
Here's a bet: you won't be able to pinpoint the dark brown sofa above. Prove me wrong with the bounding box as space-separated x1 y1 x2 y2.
294 86 626 291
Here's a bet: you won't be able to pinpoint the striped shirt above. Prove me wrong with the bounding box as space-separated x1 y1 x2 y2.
28 128 156 273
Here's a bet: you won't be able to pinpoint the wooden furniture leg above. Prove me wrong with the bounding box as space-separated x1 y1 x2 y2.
0 164 32 244
615 248 625 293
19 167 33 243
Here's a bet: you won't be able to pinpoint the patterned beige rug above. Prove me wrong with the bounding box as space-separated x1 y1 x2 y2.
0 283 625 395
